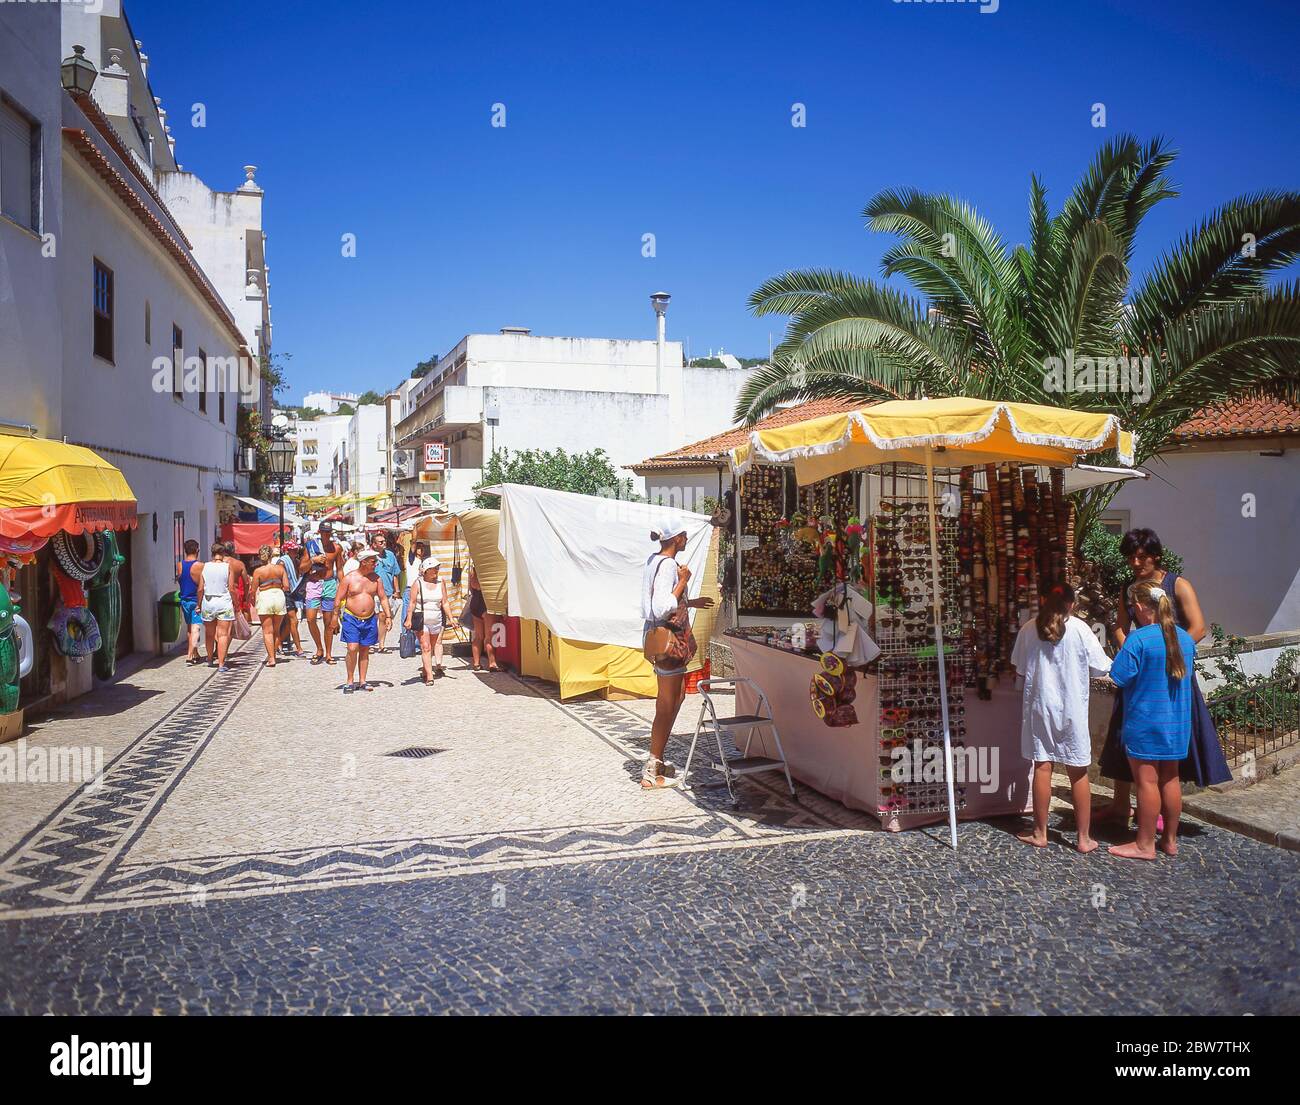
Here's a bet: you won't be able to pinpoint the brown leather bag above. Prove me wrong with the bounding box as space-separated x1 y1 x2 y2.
643 557 677 662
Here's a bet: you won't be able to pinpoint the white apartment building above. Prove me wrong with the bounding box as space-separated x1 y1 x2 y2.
288 414 350 498
302 390 359 415
1 2 268 680
393 322 753 505
339 401 401 498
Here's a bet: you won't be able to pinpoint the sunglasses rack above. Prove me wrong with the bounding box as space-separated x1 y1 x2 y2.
871 466 969 819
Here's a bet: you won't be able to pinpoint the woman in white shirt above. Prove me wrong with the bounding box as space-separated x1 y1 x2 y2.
405 557 453 686
1010 581 1112 852
641 518 713 789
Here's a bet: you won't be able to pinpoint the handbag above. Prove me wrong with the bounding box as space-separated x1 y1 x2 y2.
231 608 253 641
642 557 681 663
398 627 419 659
451 534 463 587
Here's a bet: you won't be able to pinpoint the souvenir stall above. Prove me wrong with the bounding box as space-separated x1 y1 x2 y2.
722 398 1135 847
0 437 137 736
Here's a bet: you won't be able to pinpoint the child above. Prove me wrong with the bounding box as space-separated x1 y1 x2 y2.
1107 581 1195 860
1011 582 1112 852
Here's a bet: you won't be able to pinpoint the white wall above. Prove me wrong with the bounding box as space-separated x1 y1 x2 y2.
1109 447 1300 635
346 404 389 495
60 129 246 653
291 414 349 496
0 3 63 436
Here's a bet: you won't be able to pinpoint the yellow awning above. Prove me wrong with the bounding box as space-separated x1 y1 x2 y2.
0 436 137 538
730 397 1135 484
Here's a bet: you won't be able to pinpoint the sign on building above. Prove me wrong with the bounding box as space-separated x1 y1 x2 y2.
420 492 442 510
423 442 446 470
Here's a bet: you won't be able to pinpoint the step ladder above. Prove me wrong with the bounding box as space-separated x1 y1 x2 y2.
682 677 796 805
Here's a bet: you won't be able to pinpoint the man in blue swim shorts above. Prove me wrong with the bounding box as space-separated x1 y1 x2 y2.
336 550 391 694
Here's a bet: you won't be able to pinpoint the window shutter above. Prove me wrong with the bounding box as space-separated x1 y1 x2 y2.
0 99 36 231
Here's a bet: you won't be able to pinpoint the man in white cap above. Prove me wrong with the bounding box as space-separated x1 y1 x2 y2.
335 549 391 693
640 515 713 788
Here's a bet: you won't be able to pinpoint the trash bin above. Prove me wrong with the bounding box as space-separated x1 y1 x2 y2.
158 590 182 646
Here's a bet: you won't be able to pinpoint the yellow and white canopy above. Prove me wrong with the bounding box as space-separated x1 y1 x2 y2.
731 397 1135 484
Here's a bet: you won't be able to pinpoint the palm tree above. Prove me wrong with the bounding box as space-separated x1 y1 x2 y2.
738 136 1300 533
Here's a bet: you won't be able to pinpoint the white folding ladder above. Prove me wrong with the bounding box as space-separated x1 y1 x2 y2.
682 676 796 804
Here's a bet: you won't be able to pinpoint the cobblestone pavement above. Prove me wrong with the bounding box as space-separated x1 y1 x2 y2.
1183 766 1300 851
0 642 1296 1014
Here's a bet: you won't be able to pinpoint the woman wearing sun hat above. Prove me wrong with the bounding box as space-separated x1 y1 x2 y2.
640 516 714 789
405 556 453 685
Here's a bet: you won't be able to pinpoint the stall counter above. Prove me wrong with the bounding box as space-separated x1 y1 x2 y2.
727 634 1033 830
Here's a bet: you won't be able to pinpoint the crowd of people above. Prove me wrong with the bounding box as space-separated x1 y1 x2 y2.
175 521 503 694
1010 527 1231 861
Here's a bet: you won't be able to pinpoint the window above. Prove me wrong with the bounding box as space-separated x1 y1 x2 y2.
93 259 114 363
0 94 39 233
172 511 186 567
1100 510 1130 537
198 348 207 413
145 301 151 345
218 372 226 424
172 325 183 401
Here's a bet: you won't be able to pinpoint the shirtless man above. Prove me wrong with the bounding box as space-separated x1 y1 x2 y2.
336 549 391 694
300 522 346 664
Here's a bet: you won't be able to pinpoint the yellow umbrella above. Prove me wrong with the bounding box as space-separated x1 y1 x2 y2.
730 397 1136 851
0 436 136 539
732 397 1135 484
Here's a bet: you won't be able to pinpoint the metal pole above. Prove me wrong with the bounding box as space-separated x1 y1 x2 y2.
925 447 959 850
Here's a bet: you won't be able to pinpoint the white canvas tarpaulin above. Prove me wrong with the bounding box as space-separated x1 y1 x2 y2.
497 483 712 649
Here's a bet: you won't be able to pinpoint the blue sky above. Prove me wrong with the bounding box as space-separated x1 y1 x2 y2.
128 0 1300 405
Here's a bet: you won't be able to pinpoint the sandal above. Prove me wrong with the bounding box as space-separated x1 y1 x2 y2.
310 656 323 666
325 657 337 665
641 758 679 789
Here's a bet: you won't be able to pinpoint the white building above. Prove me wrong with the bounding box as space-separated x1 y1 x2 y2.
288 414 350 498
393 319 753 505
1 2 268 686
302 390 359 415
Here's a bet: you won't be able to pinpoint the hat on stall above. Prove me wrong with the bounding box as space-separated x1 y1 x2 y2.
420 556 441 572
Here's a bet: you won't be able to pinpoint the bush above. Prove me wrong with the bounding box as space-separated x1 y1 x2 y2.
473 447 640 508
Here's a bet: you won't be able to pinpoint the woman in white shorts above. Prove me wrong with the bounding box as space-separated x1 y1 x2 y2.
404 557 453 686
251 544 290 668
196 543 235 672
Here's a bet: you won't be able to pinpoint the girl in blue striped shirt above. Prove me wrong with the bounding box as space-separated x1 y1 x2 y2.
1107 581 1195 861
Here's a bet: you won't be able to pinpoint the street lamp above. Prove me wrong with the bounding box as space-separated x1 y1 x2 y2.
267 414 295 546
61 46 98 95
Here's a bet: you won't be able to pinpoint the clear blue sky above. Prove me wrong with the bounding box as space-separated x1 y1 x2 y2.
128 0 1300 405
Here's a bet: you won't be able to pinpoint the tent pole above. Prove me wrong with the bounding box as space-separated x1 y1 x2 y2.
924 447 959 850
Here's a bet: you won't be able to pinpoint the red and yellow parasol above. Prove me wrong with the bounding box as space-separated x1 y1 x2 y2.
0 437 137 539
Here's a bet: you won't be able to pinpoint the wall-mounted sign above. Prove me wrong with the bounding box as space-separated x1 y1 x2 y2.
423 442 445 470
420 492 442 510
418 471 443 485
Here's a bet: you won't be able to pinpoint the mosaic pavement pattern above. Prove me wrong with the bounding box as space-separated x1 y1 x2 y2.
0 644 1297 1014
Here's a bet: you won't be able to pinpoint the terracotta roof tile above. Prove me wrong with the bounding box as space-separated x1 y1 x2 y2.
1173 397 1300 441
633 397 866 471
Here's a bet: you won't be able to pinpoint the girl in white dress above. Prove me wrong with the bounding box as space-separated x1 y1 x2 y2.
1010 582 1113 852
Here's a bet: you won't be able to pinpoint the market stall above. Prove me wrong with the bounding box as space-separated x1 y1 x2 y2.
722 398 1135 846
459 485 717 699
0 436 138 735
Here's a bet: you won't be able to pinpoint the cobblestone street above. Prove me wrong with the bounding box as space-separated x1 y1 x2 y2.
1 642 1297 1015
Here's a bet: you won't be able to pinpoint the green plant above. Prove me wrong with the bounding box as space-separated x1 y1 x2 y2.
738 136 1300 539
412 354 440 379
356 390 385 406
473 447 639 508
1205 629 1300 734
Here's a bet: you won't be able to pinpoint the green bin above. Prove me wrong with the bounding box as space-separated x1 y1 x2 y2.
158 590 183 645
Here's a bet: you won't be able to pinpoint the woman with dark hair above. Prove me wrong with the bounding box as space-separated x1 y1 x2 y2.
1095 527 1231 824
1010 582 1113 852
